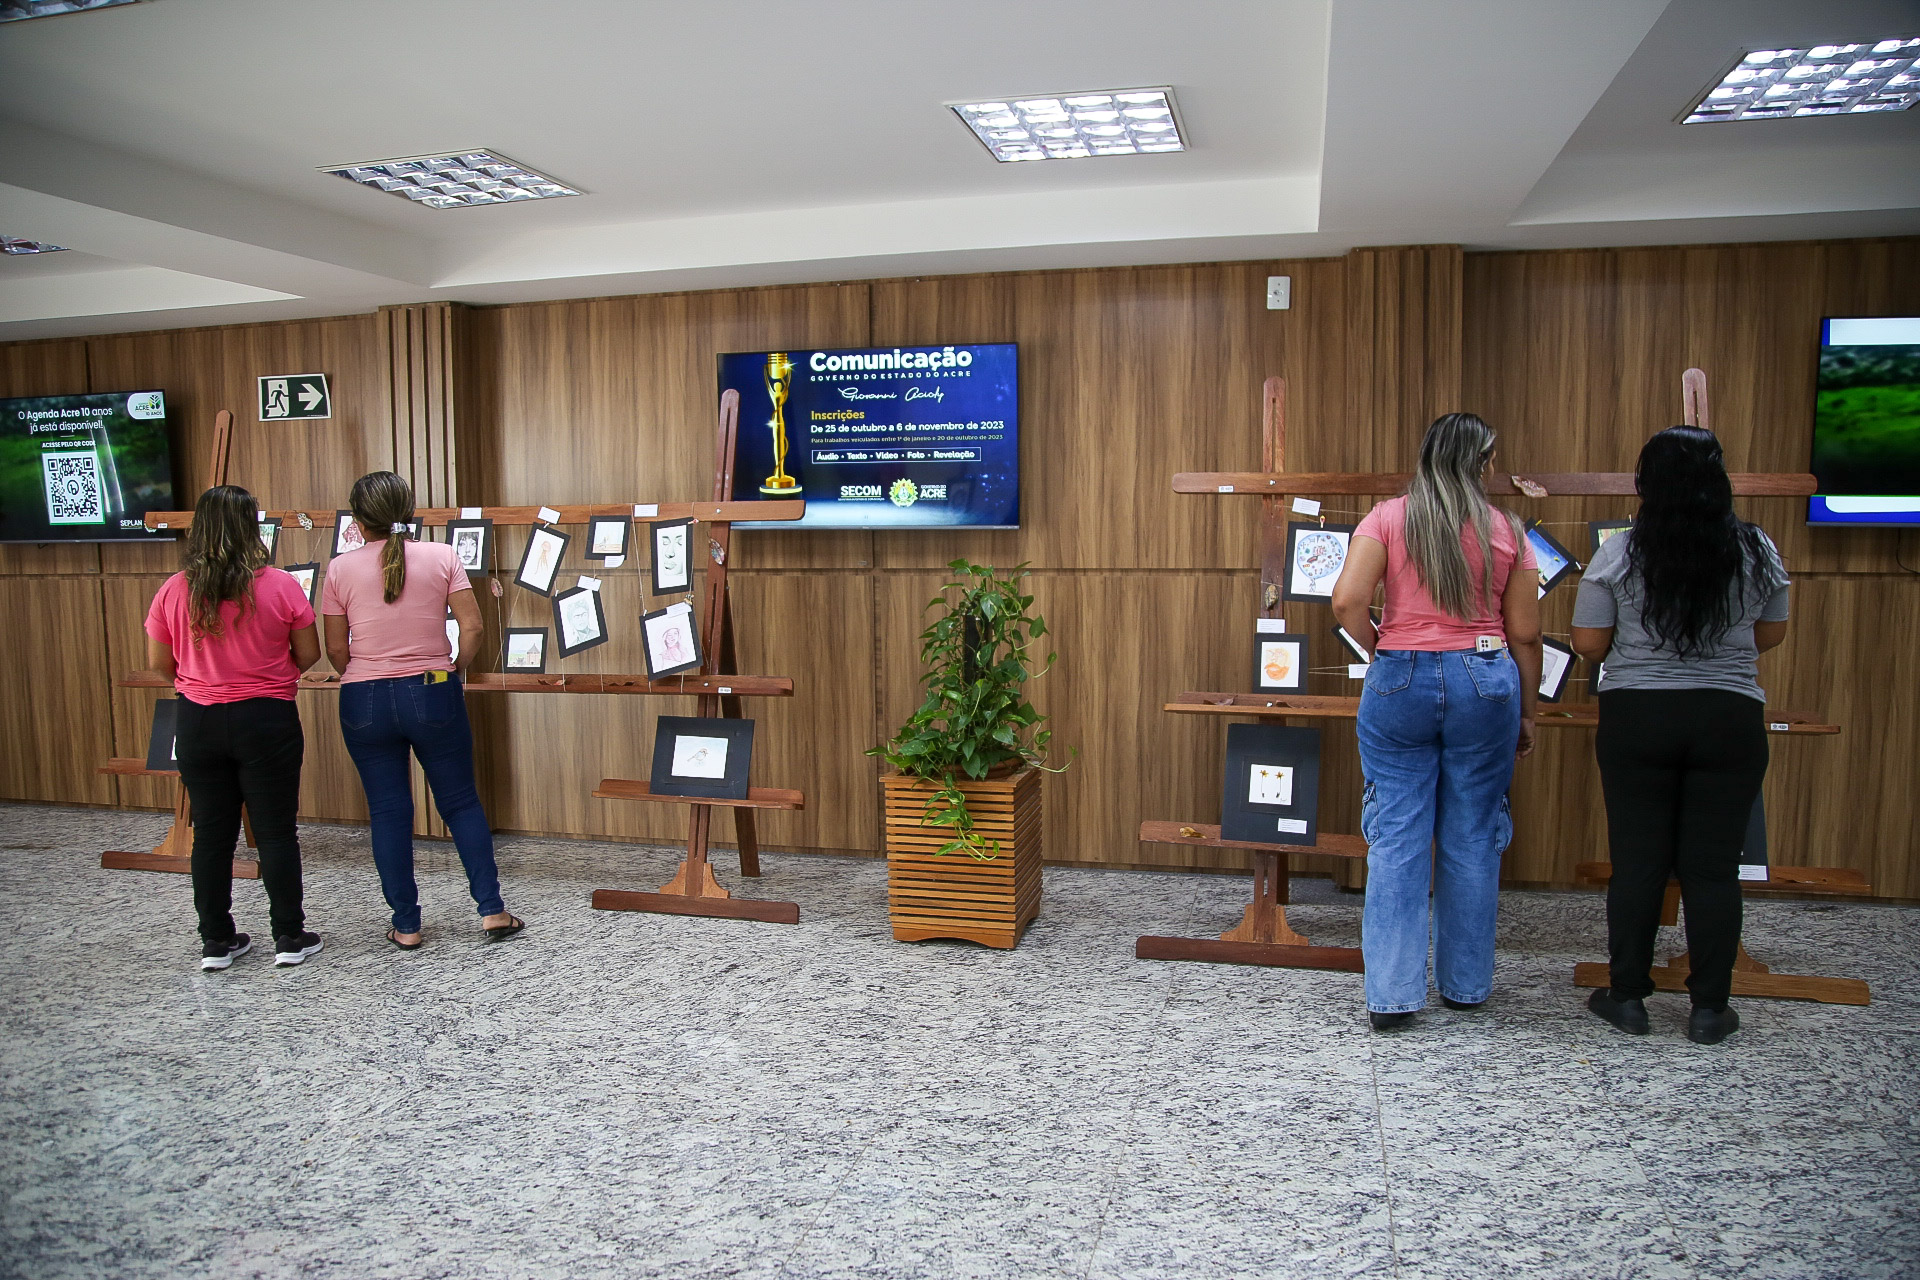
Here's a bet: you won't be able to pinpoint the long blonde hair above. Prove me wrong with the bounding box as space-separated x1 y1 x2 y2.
183 485 267 641
348 471 416 604
1402 413 1519 619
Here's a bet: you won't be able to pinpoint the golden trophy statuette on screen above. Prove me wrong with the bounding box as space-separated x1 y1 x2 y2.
759 351 801 495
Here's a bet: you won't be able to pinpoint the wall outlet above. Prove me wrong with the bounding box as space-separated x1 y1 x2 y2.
1266 275 1291 310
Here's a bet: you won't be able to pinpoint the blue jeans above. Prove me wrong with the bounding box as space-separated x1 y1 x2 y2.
339 673 503 933
1357 649 1520 1013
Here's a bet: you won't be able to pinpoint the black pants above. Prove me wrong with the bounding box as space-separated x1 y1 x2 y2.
1595 688 1767 1010
173 696 306 943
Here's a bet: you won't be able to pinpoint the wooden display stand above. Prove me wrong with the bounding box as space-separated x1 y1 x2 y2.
589 388 804 926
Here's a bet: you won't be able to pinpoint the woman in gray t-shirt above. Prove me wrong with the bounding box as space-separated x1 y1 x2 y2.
1570 425 1790 1046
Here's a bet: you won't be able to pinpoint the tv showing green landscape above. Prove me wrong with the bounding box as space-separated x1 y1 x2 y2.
1809 317 1920 528
0 391 178 542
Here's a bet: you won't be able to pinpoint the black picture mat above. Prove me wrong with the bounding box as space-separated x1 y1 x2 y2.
1221 722 1322 846
1251 630 1310 692
513 525 572 597
1332 624 1371 664
1281 521 1358 603
1527 520 1580 597
641 603 703 678
146 697 179 771
649 715 755 800
257 517 281 565
1538 636 1576 703
1589 518 1632 559
502 627 549 673
1741 795 1768 868
283 561 321 607
445 518 494 574
584 515 631 561
552 586 609 658
331 510 366 559
649 517 694 595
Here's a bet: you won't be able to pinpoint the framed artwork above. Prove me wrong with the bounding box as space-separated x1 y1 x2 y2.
642 602 703 678
650 518 694 595
503 627 549 674
1738 795 1768 879
1538 636 1575 703
1526 521 1579 598
553 585 609 658
1282 521 1355 603
585 515 630 562
1221 722 1322 845
445 518 493 574
145 697 179 772
1332 624 1371 664
1252 622 1308 693
514 525 571 597
649 715 754 800
256 517 281 565
331 510 365 559
284 562 320 607
1589 519 1632 558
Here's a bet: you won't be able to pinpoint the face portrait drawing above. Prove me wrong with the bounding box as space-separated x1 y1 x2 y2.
563 595 595 641
662 624 688 661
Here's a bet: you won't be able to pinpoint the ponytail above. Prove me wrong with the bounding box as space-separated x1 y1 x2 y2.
347 471 417 605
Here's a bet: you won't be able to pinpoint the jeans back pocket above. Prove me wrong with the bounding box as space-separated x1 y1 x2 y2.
1364 651 1413 696
339 683 377 732
1463 652 1517 703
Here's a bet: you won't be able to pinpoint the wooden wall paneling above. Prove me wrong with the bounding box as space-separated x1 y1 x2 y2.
381 303 467 507
1344 245 1463 469
0 577 114 804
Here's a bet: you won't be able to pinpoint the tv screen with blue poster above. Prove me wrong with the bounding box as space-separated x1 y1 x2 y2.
718 344 1018 529
1809 316 1920 528
1 390 177 543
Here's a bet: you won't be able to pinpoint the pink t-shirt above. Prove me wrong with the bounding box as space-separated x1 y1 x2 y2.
145 568 316 704
1352 495 1536 651
321 540 472 683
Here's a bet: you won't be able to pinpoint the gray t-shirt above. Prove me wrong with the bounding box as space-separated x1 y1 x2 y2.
1570 528 1789 703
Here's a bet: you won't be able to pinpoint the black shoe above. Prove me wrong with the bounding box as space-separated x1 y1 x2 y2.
1369 1010 1415 1031
1441 996 1484 1011
1687 1005 1740 1045
1587 987 1650 1036
200 933 251 971
273 931 324 967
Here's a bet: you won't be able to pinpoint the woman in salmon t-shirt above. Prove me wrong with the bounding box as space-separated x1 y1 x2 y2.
1330 413 1543 1031
322 471 523 950
145 485 324 971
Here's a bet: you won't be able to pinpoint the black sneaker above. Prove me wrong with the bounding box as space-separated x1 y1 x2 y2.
1687 1005 1740 1045
1587 987 1650 1036
200 934 252 971
1369 1010 1415 1031
273 931 324 967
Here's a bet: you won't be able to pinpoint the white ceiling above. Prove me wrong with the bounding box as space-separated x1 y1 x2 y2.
0 0 1916 339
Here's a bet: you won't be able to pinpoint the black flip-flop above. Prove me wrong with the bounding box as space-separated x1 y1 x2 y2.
484 914 526 943
386 929 423 951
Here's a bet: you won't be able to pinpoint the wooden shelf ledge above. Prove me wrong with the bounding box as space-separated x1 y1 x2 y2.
1174 471 1816 498
594 779 806 811
1140 820 1367 860
99 758 177 778
144 499 804 531
1164 692 1839 735
1573 860 1872 896
114 671 795 697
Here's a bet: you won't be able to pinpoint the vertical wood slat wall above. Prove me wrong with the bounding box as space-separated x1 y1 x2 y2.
1 239 1914 900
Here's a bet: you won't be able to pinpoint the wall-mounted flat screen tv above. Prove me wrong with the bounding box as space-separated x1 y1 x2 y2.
1809 317 1920 528
718 343 1018 529
1 391 177 543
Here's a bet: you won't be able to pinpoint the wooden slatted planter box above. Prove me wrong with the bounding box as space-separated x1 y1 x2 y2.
881 766 1043 949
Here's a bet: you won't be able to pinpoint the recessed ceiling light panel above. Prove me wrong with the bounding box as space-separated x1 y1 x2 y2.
0 0 141 22
321 151 581 209
951 88 1186 161
1684 39 1920 122
0 236 68 254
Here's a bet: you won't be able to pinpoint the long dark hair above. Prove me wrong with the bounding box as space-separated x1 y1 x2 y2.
184 485 267 641
348 471 416 604
1628 425 1768 658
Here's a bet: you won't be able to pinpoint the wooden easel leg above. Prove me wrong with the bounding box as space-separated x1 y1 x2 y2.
659 806 728 899
734 809 762 879
1222 853 1310 946
101 787 259 879
1137 849 1363 971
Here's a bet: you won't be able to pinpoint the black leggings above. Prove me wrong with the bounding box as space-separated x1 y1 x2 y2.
173 696 307 943
1595 688 1767 1010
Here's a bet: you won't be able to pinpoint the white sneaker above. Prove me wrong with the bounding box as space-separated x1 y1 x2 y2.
200 934 252 971
273 932 324 966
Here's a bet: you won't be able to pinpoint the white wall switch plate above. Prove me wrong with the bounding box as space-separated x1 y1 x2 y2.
1266 276 1291 310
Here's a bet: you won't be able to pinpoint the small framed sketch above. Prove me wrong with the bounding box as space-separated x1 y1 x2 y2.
1282 521 1355 603
1589 519 1632 558
1221 722 1322 845
585 514 630 562
445 518 493 575
146 698 179 772
1738 795 1768 881
1538 636 1575 703
1526 521 1579 599
256 517 281 565
553 585 609 658
649 715 754 800
1252 621 1308 693
331 511 366 559
514 525 571 597
642 602 703 678
284 562 320 607
503 627 549 674
650 518 693 595
1332 624 1371 664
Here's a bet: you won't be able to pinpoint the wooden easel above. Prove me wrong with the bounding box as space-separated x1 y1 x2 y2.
99 409 260 879
589 388 804 925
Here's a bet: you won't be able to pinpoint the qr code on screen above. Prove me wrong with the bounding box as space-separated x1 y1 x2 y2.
43 450 106 525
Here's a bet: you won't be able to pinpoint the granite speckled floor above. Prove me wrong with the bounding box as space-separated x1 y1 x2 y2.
1 801 1915 1280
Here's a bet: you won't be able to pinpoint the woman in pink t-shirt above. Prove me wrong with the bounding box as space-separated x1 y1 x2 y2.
1330 413 1542 1030
321 471 522 950
144 485 323 971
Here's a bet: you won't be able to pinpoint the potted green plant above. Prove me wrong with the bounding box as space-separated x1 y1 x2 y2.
871 560 1068 948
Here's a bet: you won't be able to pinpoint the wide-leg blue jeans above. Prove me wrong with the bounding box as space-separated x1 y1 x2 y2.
1357 649 1520 1013
339 673 503 933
